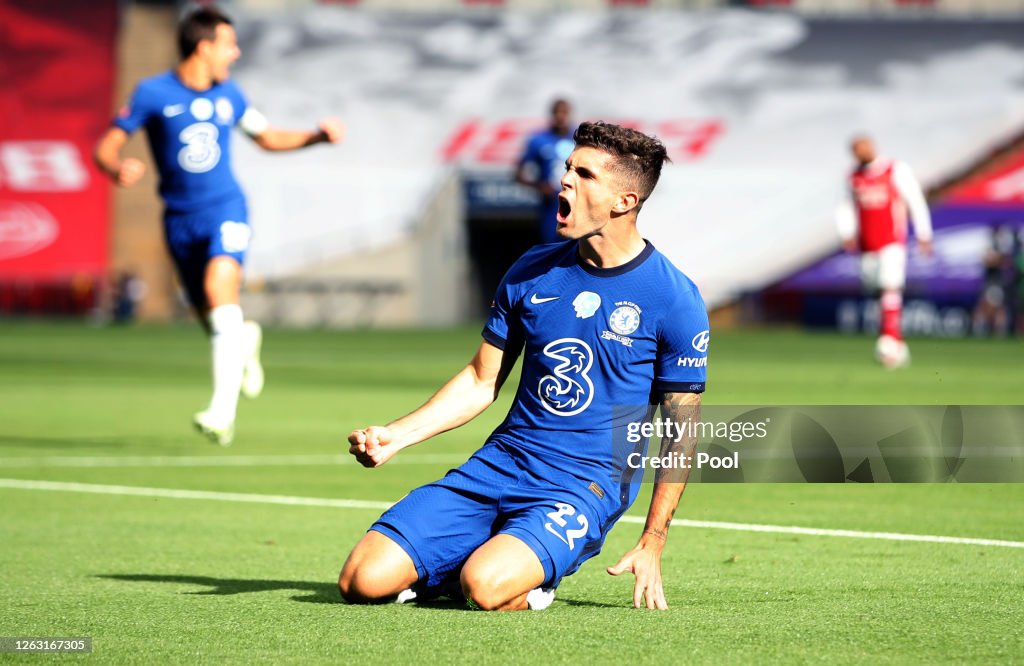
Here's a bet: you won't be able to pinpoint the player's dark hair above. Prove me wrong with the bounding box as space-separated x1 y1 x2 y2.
178 6 233 60
573 121 670 202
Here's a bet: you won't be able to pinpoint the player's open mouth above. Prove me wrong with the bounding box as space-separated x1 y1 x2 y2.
557 195 572 222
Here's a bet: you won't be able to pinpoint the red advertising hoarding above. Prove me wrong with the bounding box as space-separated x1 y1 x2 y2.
0 0 118 311
946 149 1024 205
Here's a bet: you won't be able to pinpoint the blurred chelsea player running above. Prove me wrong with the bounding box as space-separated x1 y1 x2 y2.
94 6 343 445
340 122 709 611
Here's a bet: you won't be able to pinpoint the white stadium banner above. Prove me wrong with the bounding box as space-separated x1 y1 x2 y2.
230 9 1024 307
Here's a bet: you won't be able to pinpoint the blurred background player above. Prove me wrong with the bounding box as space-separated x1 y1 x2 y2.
110 270 147 324
515 98 576 245
972 224 1016 336
836 134 932 368
1013 228 1024 336
93 6 344 445
340 122 709 612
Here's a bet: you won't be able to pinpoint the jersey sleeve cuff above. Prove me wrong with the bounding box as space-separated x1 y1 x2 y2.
481 327 507 350
652 381 706 394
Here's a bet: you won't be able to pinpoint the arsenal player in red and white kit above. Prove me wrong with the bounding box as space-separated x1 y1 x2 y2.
836 135 932 368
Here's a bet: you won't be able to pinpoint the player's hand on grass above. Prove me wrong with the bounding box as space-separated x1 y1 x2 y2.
607 539 669 610
117 158 146 187
318 118 345 144
348 426 399 467
917 238 933 257
842 238 858 254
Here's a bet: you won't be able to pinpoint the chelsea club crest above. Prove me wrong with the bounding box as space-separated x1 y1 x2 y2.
608 305 641 336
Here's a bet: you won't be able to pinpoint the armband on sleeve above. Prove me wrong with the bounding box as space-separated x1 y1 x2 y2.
238 108 270 137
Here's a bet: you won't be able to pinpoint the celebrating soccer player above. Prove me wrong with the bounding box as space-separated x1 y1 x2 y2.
340 122 709 611
94 7 343 445
836 135 932 368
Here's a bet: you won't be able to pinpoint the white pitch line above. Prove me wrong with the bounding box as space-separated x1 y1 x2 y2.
0 453 467 469
618 516 1024 549
0 478 392 510
1 479 1022 549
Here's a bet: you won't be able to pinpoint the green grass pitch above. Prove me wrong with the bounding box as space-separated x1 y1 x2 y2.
0 323 1022 664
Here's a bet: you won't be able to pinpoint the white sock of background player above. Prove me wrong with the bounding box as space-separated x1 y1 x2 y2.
207 303 245 423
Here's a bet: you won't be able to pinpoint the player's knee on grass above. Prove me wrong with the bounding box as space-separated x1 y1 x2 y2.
459 538 543 611
338 560 405 604
460 567 514 611
460 563 534 611
338 532 419 604
337 567 379 604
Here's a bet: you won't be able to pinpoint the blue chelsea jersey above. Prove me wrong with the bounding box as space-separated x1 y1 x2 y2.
114 71 248 212
482 240 709 482
519 129 576 194
518 129 576 244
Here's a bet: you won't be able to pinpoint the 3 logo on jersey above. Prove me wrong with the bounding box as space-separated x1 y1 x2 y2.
538 338 594 416
174 97 234 173
177 123 221 173
535 296 649 414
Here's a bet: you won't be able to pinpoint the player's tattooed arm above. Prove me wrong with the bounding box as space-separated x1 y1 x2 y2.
607 391 701 610
643 391 701 539
655 391 702 481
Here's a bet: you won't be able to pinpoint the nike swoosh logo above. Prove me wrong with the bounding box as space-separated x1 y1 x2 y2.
530 294 559 304
163 105 185 117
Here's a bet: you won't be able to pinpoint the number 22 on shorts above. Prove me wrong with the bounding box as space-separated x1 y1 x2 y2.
544 502 589 551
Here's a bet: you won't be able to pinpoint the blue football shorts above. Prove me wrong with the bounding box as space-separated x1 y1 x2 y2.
163 196 250 309
370 441 631 595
